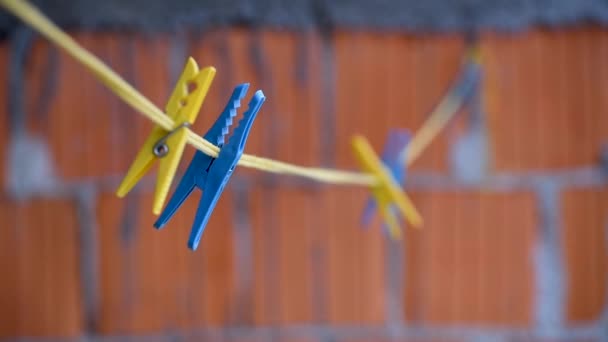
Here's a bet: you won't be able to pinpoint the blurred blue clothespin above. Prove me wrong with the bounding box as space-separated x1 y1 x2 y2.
154 83 265 250
454 48 482 107
360 129 411 237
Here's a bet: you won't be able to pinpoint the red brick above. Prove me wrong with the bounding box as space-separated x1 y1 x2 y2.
187 29 262 171
334 31 466 172
252 188 520 327
97 189 235 334
561 188 608 323
404 191 536 325
24 33 170 180
256 31 323 166
247 186 387 324
323 187 386 323
0 198 82 337
483 28 608 170
188 30 323 172
249 187 316 324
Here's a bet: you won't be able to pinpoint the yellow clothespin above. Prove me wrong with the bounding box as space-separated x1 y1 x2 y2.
116 57 216 214
351 135 423 239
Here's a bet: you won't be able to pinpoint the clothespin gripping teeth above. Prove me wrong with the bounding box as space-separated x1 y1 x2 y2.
116 57 216 215
352 135 423 239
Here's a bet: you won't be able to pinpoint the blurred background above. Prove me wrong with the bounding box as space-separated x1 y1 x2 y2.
0 0 607 341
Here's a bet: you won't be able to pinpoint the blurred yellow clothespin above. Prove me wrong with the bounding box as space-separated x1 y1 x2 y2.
351 135 423 239
116 58 216 214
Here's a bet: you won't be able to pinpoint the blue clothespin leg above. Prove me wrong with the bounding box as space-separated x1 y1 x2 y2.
154 83 266 250
361 129 411 232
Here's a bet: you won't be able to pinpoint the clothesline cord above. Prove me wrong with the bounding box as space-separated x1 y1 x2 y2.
0 0 476 187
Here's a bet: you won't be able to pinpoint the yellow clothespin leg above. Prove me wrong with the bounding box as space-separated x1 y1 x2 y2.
351 135 423 239
116 57 216 214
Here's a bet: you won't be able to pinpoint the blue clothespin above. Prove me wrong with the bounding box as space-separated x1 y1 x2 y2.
360 129 411 238
154 83 265 250
454 53 482 106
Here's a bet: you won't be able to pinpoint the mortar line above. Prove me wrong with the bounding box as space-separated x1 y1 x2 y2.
385 236 405 330
230 178 255 324
2 323 606 342
7 25 33 135
84 166 608 195
532 179 566 336
31 41 59 127
310 185 329 324
73 185 100 335
318 29 336 166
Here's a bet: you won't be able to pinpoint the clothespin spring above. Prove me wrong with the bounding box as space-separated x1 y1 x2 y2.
152 122 192 158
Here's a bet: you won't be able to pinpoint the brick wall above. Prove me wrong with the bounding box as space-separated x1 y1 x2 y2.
1 26 607 341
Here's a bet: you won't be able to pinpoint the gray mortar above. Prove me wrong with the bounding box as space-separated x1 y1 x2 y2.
385 238 405 334
6 134 59 198
74 185 100 334
450 70 490 185
3 0 608 36
5 25 59 198
7 27 33 133
534 179 566 338
230 178 256 324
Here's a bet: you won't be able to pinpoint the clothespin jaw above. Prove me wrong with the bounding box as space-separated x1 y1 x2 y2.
154 84 266 251
115 57 216 214
352 134 423 239
361 130 411 236
153 83 250 230
187 90 265 250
